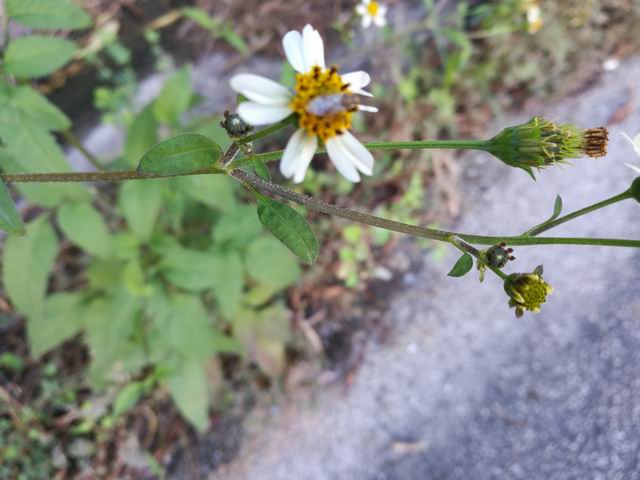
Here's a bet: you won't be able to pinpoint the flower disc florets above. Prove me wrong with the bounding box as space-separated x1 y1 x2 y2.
504 265 553 318
487 117 609 177
290 66 355 142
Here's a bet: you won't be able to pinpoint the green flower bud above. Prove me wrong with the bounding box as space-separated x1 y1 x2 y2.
486 117 608 178
630 177 640 204
221 110 253 136
503 265 553 318
477 242 515 282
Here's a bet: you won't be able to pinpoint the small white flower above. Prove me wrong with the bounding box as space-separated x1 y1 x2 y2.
526 1 543 34
230 25 377 183
356 0 388 29
621 132 640 174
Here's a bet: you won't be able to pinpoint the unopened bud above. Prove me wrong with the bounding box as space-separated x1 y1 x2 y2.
221 110 253 137
630 177 640 203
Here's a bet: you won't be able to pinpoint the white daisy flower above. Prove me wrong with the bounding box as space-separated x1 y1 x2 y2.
229 24 377 183
356 0 388 29
526 1 543 34
621 132 640 174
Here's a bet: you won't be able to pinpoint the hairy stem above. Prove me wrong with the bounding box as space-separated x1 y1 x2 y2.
233 170 640 249
0 169 222 183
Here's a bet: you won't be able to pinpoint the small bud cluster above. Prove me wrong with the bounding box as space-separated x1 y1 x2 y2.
487 117 609 177
221 111 253 137
477 243 515 282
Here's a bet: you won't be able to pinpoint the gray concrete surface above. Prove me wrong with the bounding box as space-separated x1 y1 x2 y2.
210 57 640 480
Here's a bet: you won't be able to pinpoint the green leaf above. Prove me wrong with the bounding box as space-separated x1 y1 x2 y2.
3 216 58 317
7 0 92 30
118 180 165 242
113 381 145 418
124 104 158 167
0 181 25 235
549 195 563 222
251 160 271 181
4 36 78 79
447 253 473 277
210 252 243 320
256 194 319 265
153 67 193 125
12 86 71 131
160 247 222 292
245 237 301 289
176 175 236 211
212 204 263 248
166 358 210 432
180 7 218 30
27 293 83 357
137 134 222 175
57 202 113 258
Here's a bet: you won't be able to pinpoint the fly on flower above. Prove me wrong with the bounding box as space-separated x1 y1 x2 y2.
229 25 378 183
356 0 388 29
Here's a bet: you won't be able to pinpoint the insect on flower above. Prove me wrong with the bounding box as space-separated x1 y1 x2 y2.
229 25 378 183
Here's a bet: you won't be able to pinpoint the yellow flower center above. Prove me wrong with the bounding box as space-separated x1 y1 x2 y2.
367 1 380 16
290 65 354 142
520 278 552 311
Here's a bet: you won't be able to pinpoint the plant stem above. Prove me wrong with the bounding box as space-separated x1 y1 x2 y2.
62 130 104 171
236 114 296 145
450 235 507 280
0 169 221 183
524 190 633 236
233 170 640 250
231 139 491 168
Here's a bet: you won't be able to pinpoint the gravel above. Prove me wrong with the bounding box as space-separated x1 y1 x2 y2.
210 57 640 480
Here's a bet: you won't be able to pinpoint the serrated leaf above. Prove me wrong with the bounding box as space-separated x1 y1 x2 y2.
57 202 113 258
137 134 221 175
0 181 25 235
125 104 158 167
7 0 92 30
549 195 563 222
118 180 165 241
4 36 78 79
27 293 83 357
256 194 318 264
153 67 193 125
245 237 301 289
447 253 473 277
166 358 210 432
2 216 58 317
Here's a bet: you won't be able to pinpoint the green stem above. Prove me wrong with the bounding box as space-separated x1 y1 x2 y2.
233 170 640 250
0 169 222 183
525 190 633 236
62 130 104 171
450 235 507 280
231 139 491 169
236 114 296 145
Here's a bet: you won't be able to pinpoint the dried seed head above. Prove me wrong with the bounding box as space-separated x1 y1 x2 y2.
583 127 608 158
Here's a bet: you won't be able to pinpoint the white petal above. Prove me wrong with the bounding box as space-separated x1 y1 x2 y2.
621 132 640 158
280 129 317 181
326 137 361 182
374 15 387 27
378 5 388 16
362 16 372 28
237 102 292 126
302 25 325 71
362 0 371 4
283 30 306 73
230 74 292 106
338 130 374 174
356 4 367 15
293 136 318 183
358 104 378 113
341 71 371 91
